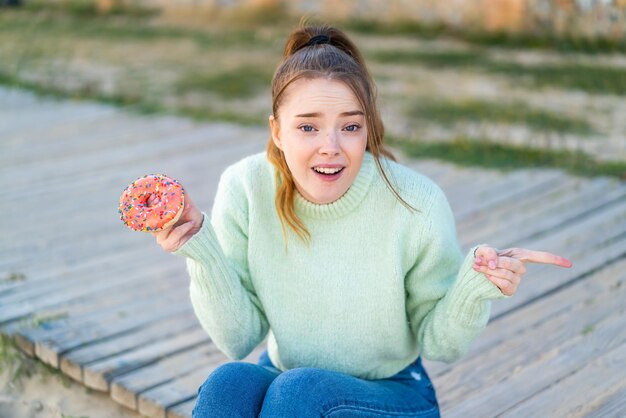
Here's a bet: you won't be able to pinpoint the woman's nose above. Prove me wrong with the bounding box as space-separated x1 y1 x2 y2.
319 131 340 155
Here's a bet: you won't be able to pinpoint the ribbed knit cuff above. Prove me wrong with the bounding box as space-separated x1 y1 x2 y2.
173 212 239 303
445 246 509 324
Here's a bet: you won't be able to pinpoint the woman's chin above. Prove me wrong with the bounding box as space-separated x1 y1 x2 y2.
308 189 346 205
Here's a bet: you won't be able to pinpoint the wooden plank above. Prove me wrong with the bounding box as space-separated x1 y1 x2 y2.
460 177 624 248
583 388 626 418
489 199 626 317
3 113 194 166
0 248 169 305
465 180 626 249
432 261 626 404
488 236 626 320
435 166 560 213
426 255 626 379
0 244 168 300
10 265 183 354
401 155 503 191
1 234 163 291
137 344 268 418
0 251 177 307
399 157 453 182
3 111 135 162
33 301 191 368
2 124 262 191
137 362 218 418
0 99 116 139
110 344 222 410
60 310 199 382
83 327 211 391
486 180 625 254
442 306 626 417
458 174 586 238
453 170 566 222
1 262 183 328
499 342 626 417
1 113 124 155
0 142 262 264
0 137 261 236
1 201 248 298
167 399 195 418
461 173 583 224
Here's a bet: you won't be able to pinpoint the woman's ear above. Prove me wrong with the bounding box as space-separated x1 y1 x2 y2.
269 115 282 150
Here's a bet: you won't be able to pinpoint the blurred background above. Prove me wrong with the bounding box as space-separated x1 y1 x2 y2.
1 0 625 177
1 2 625 417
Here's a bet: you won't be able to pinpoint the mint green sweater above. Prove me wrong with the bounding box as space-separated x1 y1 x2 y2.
174 151 505 380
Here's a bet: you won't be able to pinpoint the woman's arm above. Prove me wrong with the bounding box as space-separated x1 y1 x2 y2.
405 187 571 363
156 168 269 360
404 187 506 363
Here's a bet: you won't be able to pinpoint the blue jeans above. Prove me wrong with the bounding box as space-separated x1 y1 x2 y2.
192 350 440 417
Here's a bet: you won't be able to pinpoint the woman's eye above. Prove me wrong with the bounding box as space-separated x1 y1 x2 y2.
344 124 360 132
299 125 315 133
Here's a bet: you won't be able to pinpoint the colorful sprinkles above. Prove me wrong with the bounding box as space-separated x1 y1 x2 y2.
118 173 185 232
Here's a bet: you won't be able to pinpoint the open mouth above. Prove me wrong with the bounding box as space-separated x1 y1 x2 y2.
312 166 345 176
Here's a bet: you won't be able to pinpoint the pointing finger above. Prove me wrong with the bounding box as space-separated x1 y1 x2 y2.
512 248 572 268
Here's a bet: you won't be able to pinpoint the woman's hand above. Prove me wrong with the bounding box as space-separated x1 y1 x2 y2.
148 192 204 253
473 246 573 296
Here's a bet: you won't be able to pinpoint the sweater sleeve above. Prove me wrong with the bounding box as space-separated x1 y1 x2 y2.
405 186 507 363
173 169 269 360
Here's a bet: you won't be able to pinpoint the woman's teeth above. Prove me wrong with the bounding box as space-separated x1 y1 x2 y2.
313 167 343 174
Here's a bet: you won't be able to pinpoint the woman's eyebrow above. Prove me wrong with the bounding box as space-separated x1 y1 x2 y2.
295 110 364 118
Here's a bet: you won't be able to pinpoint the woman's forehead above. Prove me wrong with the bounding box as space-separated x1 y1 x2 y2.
280 78 364 116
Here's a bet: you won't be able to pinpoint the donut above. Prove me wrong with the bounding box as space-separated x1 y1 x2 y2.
119 174 185 232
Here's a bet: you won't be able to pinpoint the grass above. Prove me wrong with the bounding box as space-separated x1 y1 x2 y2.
30 312 70 328
581 325 595 336
408 99 596 135
368 49 626 95
177 105 266 126
0 69 265 126
23 0 160 18
1 65 621 177
2 272 27 282
0 7 271 48
483 61 626 96
177 66 273 99
0 6 278 124
0 4 622 174
389 136 626 179
345 18 626 54
367 49 485 68
0 334 73 390
464 30 626 55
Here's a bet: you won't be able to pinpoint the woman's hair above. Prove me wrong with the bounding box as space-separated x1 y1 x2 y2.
267 24 415 243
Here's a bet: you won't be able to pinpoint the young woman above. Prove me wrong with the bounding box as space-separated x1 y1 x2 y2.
151 25 572 418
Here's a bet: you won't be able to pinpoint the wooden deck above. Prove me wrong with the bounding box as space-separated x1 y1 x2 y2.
1 86 625 417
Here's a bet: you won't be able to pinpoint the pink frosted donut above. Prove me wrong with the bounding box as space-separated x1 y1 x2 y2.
119 174 185 232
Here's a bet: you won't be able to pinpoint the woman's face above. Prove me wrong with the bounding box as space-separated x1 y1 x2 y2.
269 78 368 205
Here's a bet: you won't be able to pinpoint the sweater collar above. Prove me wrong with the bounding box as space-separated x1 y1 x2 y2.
294 152 376 220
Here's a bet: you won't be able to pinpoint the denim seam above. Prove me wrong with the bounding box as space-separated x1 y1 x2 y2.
323 403 438 417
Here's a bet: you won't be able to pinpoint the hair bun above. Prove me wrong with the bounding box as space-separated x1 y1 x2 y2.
307 34 331 46
280 25 369 79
